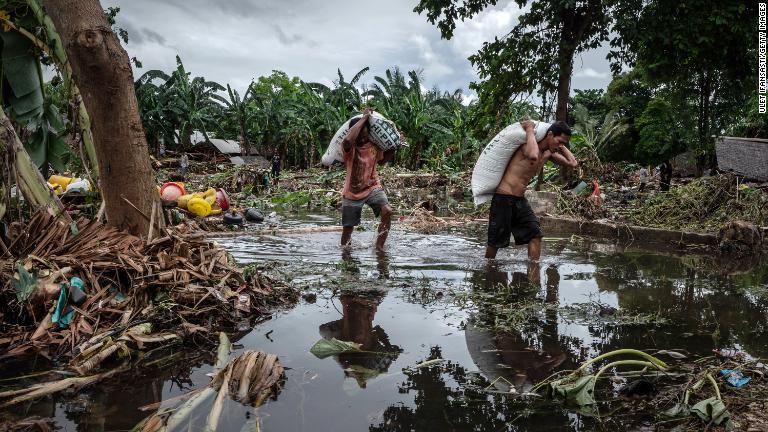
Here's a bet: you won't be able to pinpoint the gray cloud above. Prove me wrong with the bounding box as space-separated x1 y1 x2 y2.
141 28 166 45
103 0 612 99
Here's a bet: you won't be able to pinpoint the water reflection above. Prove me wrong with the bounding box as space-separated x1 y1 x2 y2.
465 265 570 393
319 294 402 388
369 347 583 432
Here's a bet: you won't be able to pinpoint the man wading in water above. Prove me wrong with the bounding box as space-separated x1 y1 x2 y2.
340 109 395 250
485 120 578 261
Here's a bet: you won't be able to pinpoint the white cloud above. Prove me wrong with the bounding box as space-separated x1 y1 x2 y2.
574 67 609 79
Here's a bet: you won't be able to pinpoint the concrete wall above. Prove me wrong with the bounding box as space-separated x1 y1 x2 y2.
716 137 768 181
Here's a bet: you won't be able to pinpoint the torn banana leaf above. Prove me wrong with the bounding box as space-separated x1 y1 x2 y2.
547 375 597 407
691 397 732 428
309 338 362 359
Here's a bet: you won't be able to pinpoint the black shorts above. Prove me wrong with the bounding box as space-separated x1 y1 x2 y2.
487 194 543 248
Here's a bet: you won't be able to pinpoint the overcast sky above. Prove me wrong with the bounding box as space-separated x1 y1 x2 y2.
103 0 612 99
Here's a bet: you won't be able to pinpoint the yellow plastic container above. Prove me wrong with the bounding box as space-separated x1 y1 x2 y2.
187 197 212 217
48 175 74 189
177 194 194 209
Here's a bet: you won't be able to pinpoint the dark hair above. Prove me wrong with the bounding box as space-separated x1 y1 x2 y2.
547 121 572 137
348 117 361 128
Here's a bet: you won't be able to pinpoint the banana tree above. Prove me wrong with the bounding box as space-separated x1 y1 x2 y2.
211 82 256 155
163 56 224 149
135 69 176 154
1 0 99 177
0 105 65 218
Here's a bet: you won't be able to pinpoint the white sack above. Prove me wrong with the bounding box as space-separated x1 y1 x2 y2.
471 121 551 206
321 112 401 166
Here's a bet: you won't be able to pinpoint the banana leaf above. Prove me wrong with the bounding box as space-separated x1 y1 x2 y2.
0 30 43 122
547 375 597 407
309 338 362 359
11 261 37 302
691 397 732 428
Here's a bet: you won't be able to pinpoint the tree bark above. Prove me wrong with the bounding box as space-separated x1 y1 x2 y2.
555 56 573 122
43 0 161 236
240 122 250 156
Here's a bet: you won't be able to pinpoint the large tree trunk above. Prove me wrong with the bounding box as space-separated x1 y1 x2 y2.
555 57 573 123
43 0 161 236
240 122 250 156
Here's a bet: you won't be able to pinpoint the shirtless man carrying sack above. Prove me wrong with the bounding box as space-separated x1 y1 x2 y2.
484 120 578 261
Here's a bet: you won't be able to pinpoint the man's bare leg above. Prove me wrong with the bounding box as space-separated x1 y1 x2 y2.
527 237 542 262
527 259 541 285
375 205 392 250
341 226 354 247
485 246 498 259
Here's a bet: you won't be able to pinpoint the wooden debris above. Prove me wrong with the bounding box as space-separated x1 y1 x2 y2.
0 211 295 366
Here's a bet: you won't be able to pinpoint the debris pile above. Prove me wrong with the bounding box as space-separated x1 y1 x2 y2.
136 334 284 432
0 211 297 364
627 175 767 232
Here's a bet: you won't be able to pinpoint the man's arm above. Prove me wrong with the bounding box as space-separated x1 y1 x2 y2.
549 146 578 168
520 120 539 161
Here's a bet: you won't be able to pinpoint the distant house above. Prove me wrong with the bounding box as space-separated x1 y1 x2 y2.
716 136 768 181
189 132 269 167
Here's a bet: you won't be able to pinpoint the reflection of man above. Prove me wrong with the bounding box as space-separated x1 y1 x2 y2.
319 294 402 388
465 264 567 393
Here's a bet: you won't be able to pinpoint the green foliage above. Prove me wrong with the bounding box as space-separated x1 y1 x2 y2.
416 0 611 122
135 56 224 151
0 28 72 174
569 89 607 124
570 103 627 172
0 29 44 123
611 0 755 161
309 338 362 359
635 98 685 165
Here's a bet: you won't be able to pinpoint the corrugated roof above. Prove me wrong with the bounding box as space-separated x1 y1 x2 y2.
208 138 241 155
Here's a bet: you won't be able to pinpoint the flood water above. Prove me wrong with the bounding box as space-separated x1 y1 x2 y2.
3 214 768 431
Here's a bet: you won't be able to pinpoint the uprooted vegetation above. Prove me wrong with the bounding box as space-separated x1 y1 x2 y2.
625 175 767 232
0 211 298 373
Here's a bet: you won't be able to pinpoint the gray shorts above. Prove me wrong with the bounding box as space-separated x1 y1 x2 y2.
341 188 389 227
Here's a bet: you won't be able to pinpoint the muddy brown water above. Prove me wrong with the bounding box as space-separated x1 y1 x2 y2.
2 214 768 431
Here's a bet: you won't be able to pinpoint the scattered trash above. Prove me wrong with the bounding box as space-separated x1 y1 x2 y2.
537 349 668 408
187 196 212 217
135 334 284 432
175 187 223 217
215 188 230 210
721 369 751 388
222 211 244 225
64 178 92 194
51 278 84 329
244 207 265 223
618 378 656 399
159 181 186 201
656 349 688 359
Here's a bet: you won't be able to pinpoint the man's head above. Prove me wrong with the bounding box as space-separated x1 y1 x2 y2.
544 121 571 151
